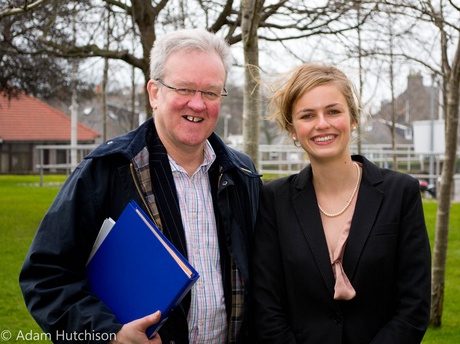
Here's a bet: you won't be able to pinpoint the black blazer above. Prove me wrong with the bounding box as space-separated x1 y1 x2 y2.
252 155 431 344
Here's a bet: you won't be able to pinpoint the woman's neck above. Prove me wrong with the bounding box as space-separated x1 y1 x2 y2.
311 158 357 193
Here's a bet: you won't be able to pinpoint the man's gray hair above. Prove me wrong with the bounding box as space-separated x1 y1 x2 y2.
149 28 232 81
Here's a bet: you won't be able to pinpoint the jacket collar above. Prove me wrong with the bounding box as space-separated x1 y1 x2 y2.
86 118 256 176
85 118 153 160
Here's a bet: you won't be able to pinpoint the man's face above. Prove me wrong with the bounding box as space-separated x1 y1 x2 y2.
147 50 227 154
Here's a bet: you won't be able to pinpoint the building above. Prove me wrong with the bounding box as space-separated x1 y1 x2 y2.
365 72 441 145
0 92 100 173
77 91 144 143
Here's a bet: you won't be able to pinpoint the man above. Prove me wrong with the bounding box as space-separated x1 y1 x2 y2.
20 28 262 344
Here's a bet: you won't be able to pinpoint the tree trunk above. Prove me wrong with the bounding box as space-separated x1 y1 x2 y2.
430 33 460 326
241 0 263 166
388 15 398 170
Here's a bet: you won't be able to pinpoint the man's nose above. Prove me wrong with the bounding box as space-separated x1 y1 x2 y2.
187 91 207 111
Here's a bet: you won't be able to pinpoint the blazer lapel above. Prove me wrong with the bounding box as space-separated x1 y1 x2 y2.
343 157 384 280
292 166 337 297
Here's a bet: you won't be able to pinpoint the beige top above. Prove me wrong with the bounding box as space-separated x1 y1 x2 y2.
327 218 356 300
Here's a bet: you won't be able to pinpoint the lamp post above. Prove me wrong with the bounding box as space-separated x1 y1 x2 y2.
224 114 232 142
429 74 435 185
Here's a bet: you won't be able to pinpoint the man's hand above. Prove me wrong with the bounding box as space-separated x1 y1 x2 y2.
110 311 162 344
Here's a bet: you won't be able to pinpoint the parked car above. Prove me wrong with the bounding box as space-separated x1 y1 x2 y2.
419 180 437 199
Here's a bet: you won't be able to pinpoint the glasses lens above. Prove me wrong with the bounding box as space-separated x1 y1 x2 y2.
202 91 220 101
157 79 225 101
176 88 195 97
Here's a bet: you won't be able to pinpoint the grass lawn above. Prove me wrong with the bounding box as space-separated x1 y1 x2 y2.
0 175 65 343
422 200 460 343
0 175 458 342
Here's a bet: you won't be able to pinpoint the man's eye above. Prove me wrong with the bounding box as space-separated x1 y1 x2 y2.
177 88 195 95
203 91 219 99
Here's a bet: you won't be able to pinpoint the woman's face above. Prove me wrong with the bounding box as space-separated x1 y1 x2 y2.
290 84 355 163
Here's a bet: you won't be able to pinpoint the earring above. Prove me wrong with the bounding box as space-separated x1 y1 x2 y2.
292 135 301 147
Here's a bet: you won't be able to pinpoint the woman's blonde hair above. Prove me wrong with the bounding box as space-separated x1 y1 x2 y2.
268 63 362 133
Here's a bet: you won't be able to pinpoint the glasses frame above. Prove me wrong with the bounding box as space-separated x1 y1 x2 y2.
155 79 228 101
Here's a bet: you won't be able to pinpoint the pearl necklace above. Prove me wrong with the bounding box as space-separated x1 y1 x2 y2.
318 162 361 218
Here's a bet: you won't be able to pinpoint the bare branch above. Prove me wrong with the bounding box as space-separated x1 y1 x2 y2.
0 0 47 19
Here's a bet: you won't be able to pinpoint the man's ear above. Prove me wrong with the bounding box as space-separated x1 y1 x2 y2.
146 80 159 109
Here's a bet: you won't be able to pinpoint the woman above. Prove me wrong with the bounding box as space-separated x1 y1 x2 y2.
252 63 431 343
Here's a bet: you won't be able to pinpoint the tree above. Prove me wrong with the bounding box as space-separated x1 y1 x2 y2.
0 0 47 19
388 13 398 170
374 0 460 325
0 0 95 99
3 0 408 169
24 0 237 117
241 1 376 161
423 0 460 326
384 0 460 326
241 0 264 165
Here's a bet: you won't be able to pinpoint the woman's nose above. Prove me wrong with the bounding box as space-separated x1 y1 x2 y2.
315 114 330 129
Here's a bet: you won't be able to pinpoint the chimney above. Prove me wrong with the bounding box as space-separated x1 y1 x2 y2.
407 72 424 92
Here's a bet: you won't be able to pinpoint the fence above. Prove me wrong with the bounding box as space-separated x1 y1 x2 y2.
258 143 460 201
36 144 98 186
35 143 459 200
258 143 443 177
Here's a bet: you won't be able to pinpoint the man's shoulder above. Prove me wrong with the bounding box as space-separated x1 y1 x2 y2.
86 119 152 160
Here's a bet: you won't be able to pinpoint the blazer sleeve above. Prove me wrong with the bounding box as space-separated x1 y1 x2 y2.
251 182 297 344
371 176 431 344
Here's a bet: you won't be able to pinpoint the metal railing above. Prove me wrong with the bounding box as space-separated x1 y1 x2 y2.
35 143 459 200
36 144 98 186
257 143 446 177
257 143 460 201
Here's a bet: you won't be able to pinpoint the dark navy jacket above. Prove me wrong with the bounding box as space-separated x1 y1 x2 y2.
20 118 262 343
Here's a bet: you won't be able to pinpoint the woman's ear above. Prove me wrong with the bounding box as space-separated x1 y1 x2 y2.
288 128 297 141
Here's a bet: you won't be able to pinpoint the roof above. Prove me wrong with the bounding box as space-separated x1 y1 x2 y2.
0 92 100 142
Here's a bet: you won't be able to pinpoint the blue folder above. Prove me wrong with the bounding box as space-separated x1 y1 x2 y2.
86 200 199 338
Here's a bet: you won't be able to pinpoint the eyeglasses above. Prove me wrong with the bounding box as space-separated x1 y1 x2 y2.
155 79 228 101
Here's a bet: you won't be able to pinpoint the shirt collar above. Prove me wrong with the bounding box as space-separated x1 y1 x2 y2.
168 140 216 175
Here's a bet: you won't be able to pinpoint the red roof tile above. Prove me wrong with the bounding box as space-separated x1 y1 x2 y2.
0 92 100 142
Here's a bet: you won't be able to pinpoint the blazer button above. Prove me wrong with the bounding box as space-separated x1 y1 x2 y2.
333 313 343 324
